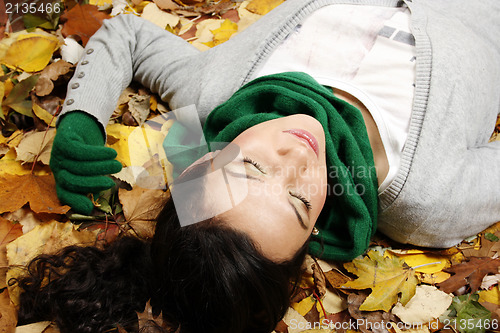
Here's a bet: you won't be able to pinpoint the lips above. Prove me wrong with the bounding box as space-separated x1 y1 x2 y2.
283 129 319 157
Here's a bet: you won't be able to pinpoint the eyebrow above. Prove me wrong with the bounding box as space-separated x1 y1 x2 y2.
223 169 308 230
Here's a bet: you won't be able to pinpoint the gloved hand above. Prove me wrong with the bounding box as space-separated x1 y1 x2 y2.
50 111 123 215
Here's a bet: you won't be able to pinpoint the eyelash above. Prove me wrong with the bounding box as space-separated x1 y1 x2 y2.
243 157 266 173
243 156 312 211
291 192 312 211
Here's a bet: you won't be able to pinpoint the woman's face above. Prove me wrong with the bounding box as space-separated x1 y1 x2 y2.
211 114 328 262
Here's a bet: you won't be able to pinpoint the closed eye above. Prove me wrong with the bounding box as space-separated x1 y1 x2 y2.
243 157 266 174
290 191 312 211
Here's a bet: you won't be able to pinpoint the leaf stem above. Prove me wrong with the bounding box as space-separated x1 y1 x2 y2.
313 290 328 321
411 261 442 270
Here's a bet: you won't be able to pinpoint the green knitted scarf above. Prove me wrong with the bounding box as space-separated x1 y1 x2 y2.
202 72 378 261
164 72 378 260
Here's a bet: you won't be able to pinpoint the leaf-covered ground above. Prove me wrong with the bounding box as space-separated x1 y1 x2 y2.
1 1 500 332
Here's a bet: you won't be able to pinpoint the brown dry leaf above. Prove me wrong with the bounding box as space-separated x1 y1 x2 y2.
462 233 500 258
137 300 171 332
0 289 17 332
438 257 500 294
119 187 169 239
0 174 70 214
0 216 23 289
60 4 111 46
128 95 151 126
153 0 179 10
347 292 396 333
324 267 351 289
15 128 56 165
35 60 73 96
312 262 327 299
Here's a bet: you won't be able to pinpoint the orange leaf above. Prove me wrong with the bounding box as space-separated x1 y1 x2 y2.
0 217 23 289
61 4 110 46
0 217 23 246
0 174 70 214
0 289 17 331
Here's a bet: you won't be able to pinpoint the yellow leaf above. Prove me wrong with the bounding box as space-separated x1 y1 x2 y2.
0 149 51 176
291 295 316 316
419 271 451 284
387 249 450 274
0 130 23 149
246 0 284 15
479 286 500 305
89 0 112 5
1 33 61 72
108 120 171 165
209 19 238 46
192 19 224 51
106 123 136 166
238 0 264 32
33 102 57 127
0 81 4 119
298 274 315 289
342 250 419 312
6 220 99 305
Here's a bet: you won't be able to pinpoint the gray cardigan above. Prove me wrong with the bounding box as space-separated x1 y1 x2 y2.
61 0 500 248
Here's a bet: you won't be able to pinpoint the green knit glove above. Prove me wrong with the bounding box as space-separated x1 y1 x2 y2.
50 111 123 215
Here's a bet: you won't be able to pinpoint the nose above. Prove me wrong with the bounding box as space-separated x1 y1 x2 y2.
275 134 311 178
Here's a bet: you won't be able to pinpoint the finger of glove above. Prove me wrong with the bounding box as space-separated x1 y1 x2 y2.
57 170 116 194
56 184 94 215
54 132 117 161
56 158 122 176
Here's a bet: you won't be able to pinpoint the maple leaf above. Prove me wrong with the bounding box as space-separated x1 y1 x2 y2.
60 4 110 46
342 250 419 312
461 233 500 258
0 174 70 214
137 300 174 332
0 289 17 331
15 128 56 165
438 257 500 294
119 187 169 239
0 217 23 289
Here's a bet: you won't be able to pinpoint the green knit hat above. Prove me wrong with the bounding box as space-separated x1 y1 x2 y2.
203 72 378 261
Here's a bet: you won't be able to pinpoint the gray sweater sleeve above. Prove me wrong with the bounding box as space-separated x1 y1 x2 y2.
60 14 201 128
